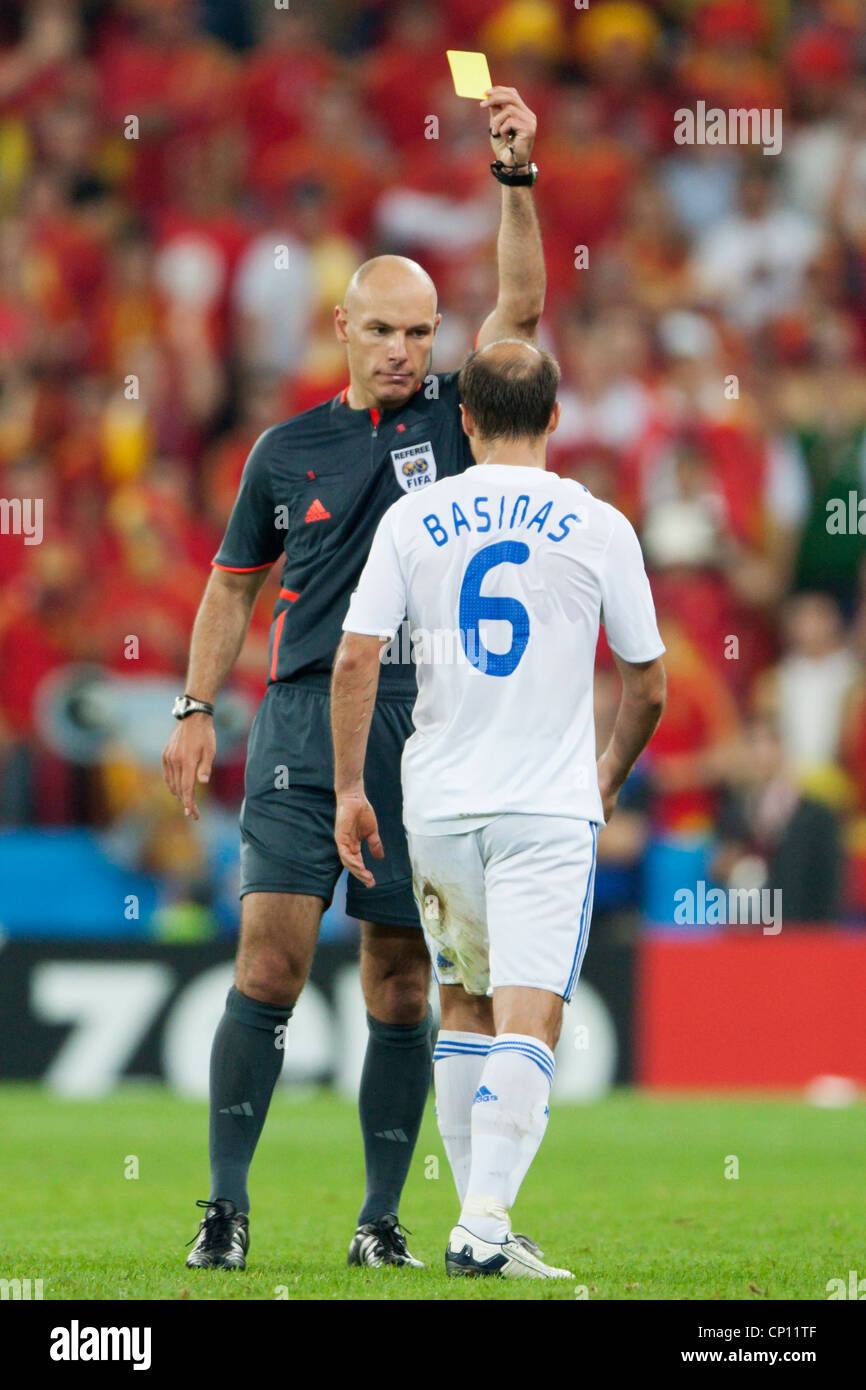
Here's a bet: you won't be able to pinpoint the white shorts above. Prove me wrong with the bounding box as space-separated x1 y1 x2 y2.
406 815 598 1000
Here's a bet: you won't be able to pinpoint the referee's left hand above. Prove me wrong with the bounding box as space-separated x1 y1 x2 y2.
335 792 384 888
482 86 537 167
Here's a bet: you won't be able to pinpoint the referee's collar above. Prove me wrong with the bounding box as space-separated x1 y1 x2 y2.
335 380 424 428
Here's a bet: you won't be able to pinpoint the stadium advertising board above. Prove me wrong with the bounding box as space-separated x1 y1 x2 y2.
0 938 635 1099
638 931 866 1088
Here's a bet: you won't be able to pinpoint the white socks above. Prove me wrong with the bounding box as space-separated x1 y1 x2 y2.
433 1031 493 1202
459 1033 554 1243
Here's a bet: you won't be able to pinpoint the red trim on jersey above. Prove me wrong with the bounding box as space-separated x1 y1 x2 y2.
211 559 276 573
339 386 349 403
369 407 381 428
279 587 299 602
270 608 288 681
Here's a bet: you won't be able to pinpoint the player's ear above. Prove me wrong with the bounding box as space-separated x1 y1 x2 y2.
546 401 562 436
334 305 349 343
433 312 442 336
459 403 475 437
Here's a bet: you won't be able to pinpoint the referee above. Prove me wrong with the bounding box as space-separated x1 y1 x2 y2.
162 85 545 1271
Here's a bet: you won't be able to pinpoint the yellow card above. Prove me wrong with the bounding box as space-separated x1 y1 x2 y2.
446 50 492 100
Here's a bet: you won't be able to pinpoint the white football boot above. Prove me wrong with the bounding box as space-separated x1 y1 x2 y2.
445 1223 573 1279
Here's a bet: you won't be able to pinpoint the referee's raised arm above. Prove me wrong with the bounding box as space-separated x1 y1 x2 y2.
474 85 545 350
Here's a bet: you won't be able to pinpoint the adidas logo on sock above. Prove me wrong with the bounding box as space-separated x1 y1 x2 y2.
374 1128 408 1142
219 1101 254 1116
304 497 331 523
473 1085 498 1103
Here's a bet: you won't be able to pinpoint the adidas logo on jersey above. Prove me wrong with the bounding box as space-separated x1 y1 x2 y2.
473 1085 498 1104
374 1128 409 1142
304 498 331 523
218 1101 253 1116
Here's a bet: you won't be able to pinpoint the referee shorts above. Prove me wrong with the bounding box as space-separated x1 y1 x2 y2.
239 676 420 930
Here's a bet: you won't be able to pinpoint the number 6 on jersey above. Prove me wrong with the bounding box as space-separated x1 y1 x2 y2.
459 540 530 677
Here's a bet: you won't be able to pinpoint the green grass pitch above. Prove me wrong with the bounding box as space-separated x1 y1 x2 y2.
2 1084 862 1300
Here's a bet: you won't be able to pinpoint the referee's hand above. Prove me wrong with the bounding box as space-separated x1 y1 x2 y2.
335 792 384 888
162 714 216 821
482 85 537 167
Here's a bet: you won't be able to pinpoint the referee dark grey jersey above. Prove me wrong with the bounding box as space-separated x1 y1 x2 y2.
213 372 473 926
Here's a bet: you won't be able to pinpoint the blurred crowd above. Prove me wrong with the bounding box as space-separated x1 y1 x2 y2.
2 0 866 927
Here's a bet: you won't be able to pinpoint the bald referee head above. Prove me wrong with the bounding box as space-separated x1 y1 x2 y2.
334 254 441 411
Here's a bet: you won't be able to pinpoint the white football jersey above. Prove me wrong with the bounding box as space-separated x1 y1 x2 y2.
343 463 665 834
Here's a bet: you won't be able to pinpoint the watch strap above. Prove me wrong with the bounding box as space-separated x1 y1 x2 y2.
174 694 215 719
490 160 538 187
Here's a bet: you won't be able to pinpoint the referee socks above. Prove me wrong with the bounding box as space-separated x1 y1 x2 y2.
208 986 293 1214
356 1010 434 1226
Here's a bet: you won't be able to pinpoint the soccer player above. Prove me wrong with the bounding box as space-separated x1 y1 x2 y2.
162 88 545 1270
332 340 666 1277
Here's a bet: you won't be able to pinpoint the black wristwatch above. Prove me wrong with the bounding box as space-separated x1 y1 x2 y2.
490 160 538 187
172 694 215 720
